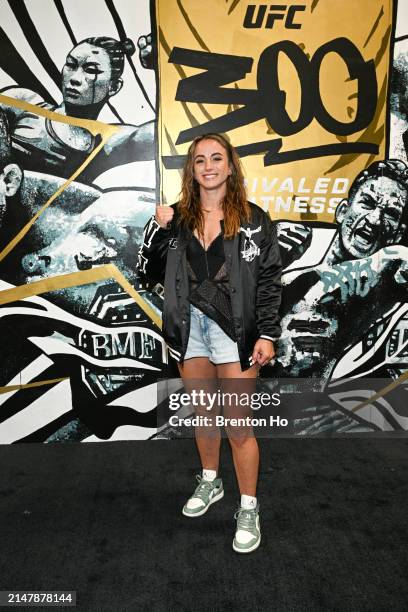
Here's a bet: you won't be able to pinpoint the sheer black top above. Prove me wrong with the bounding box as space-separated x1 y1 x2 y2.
186 227 236 341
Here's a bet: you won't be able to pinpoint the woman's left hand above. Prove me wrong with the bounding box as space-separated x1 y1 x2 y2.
252 339 275 367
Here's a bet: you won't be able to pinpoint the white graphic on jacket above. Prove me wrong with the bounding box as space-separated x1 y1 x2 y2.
239 225 261 262
137 216 161 273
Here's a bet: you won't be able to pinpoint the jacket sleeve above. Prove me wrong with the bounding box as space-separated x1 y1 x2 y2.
137 214 173 285
256 213 282 341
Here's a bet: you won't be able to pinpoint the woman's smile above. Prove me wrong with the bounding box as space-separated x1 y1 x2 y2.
193 139 231 191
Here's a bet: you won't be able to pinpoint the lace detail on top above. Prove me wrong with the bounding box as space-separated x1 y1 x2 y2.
187 234 236 341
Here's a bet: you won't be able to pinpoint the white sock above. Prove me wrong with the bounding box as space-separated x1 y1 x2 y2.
240 494 257 510
202 469 217 482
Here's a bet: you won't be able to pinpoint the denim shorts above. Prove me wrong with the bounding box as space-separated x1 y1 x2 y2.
184 304 240 364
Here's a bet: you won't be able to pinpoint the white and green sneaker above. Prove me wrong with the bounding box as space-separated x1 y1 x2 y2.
232 504 261 553
182 475 224 517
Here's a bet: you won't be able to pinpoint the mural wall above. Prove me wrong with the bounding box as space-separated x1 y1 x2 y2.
0 0 407 442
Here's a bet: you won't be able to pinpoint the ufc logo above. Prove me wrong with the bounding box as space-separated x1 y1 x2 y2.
243 4 306 29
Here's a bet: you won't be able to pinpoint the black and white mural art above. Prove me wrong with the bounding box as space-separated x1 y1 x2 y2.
0 0 407 442
0 0 164 442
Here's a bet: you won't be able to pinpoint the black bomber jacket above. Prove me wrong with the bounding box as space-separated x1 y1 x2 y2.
137 202 282 370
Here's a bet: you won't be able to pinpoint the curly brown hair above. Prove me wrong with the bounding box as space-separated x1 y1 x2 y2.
177 133 250 239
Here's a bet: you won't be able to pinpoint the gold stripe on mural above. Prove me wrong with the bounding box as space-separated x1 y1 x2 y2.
0 137 108 264
0 94 120 264
0 94 118 137
0 266 111 304
350 369 408 414
0 264 162 329
108 264 162 329
0 377 68 395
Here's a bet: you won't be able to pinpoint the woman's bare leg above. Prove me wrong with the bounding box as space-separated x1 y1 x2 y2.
216 362 259 496
178 357 221 472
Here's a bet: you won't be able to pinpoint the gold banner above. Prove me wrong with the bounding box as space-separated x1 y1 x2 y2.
157 0 393 222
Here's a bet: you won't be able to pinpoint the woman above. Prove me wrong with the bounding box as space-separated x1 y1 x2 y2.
138 133 282 553
0 36 154 183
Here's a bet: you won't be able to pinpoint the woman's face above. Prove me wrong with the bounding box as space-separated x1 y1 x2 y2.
62 42 113 106
192 139 232 192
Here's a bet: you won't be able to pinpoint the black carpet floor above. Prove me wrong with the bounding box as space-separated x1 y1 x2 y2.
0 438 408 612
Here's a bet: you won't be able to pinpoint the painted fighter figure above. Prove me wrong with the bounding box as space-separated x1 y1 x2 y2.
275 159 408 382
0 109 163 442
138 133 282 553
0 36 154 184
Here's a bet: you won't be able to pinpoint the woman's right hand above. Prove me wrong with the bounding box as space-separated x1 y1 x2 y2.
155 205 174 229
